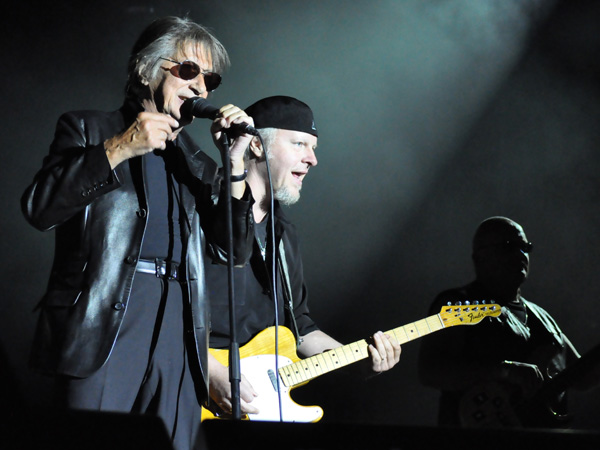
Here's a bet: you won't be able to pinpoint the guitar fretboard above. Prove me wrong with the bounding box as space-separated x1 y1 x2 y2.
279 313 447 387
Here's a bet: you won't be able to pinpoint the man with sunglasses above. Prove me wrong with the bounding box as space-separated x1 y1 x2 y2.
203 96 401 419
418 216 582 429
21 16 254 450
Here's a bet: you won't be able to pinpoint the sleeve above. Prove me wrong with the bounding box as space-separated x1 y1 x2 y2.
205 181 255 267
292 282 319 337
525 300 581 363
21 111 120 231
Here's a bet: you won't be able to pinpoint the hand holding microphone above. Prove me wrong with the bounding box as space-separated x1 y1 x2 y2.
181 97 259 136
181 97 255 191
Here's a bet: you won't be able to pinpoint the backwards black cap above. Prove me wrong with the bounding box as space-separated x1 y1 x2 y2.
245 96 318 137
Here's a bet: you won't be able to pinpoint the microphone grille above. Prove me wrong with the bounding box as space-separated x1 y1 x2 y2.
180 97 219 122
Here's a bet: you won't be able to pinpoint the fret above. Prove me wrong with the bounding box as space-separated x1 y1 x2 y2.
391 326 409 344
315 352 333 372
426 314 446 332
415 319 432 336
300 358 315 380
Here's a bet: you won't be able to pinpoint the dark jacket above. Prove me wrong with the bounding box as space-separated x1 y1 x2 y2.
21 103 254 395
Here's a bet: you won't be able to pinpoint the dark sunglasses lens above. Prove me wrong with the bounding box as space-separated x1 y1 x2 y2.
178 61 201 80
504 241 533 253
204 73 222 92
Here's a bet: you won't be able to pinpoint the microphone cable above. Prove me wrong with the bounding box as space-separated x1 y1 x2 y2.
258 133 284 422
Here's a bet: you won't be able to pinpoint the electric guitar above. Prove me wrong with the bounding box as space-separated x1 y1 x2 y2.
203 302 501 422
459 341 600 428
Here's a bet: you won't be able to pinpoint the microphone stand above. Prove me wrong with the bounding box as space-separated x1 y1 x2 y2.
219 132 242 420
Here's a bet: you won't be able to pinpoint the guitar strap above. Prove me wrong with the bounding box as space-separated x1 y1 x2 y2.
277 241 303 348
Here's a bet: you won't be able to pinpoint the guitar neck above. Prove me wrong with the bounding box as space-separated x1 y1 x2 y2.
279 313 447 387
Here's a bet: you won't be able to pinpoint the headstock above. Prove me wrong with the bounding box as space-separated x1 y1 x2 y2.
439 301 502 328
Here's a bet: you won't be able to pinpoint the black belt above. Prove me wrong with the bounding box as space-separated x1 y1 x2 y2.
136 258 181 281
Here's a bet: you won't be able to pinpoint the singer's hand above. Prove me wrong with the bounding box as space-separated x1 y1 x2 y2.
210 104 255 167
105 112 179 169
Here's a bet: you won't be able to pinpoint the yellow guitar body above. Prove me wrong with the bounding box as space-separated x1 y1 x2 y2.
202 326 323 422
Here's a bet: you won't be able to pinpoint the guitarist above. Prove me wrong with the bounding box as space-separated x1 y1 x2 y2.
418 217 582 428
203 96 401 416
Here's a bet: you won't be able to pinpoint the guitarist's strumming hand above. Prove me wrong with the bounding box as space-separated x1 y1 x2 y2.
207 353 259 416
498 360 544 399
368 331 402 374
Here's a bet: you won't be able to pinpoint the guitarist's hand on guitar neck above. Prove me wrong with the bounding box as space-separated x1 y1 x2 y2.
367 330 402 374
207 353 259 416
297 329 401 376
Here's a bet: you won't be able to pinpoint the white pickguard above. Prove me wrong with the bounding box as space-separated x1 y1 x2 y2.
240 354 323 422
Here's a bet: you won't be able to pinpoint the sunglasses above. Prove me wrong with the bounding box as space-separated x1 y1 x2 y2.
480 240 534 254
159 57 222 92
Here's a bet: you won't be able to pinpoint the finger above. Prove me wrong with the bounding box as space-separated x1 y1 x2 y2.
133 118 174 146
146 129 169 150
217 400 232 415
240 381 259 402
372 331 388 361
154 118 179 137
156 114 180 130
138 112 179 131
144 111 180 128
368 343 385 365
392 341 402 361
241 400 260 415
218 105 253 128
217 104 237 118
382 333 401 361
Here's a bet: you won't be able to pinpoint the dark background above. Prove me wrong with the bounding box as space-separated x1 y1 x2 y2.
2 0 600 432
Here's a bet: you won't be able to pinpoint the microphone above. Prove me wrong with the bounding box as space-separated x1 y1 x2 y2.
181 97 260 136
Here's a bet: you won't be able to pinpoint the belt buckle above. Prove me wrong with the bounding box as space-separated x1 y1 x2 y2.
155 259 178 281
167 262 178 280
154 258 165 279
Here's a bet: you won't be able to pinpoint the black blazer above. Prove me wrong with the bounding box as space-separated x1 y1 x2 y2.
21 102 254 396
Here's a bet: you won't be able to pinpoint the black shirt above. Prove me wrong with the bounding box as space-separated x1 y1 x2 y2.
205 217 285 348
139 146 182 262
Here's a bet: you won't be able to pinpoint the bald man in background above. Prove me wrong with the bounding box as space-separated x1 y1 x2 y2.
418 216 582 428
